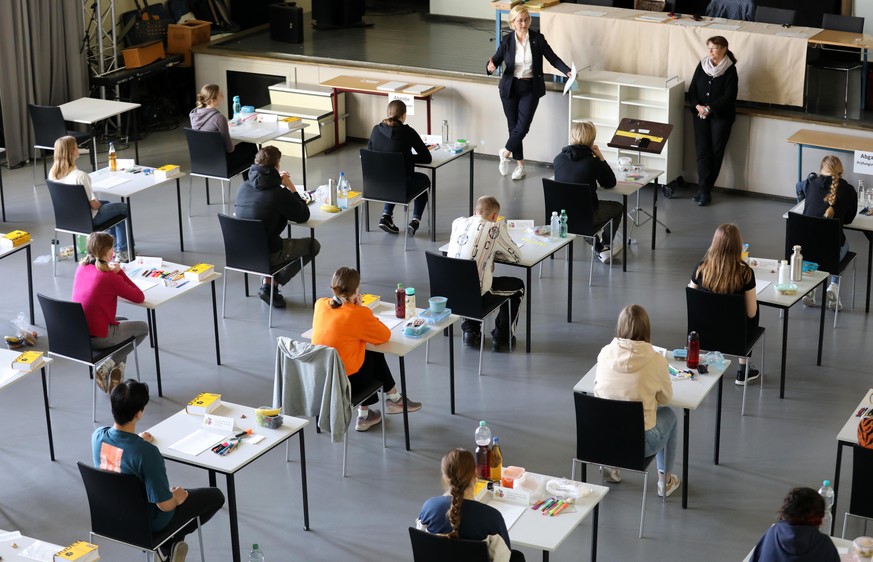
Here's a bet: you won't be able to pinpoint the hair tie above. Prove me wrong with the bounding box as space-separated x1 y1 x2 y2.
332 296 344 306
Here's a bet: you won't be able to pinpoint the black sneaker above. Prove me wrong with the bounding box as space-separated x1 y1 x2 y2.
379 215 399 234
462 330 481 347
735 367 760 386
258 285 286 308
491 333 517 352
697 195 711 207
407 219 420 237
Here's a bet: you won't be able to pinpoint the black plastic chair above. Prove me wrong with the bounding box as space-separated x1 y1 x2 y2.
77 462 206 562
577 0 617 6
572 392 656 538
184 128 251 215
686 286 766 415
27 104 95 185
217 213 305 328
45 179 129 277
807 14 866 118
408 527 490 562
359 148 429 251
543 178 614 286
38 294 141 422
753 6 796 25
425 252 513 376
841 445 873 537
785 212 857 327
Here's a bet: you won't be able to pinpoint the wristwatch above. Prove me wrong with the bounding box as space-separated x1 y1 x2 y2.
704 106 711 114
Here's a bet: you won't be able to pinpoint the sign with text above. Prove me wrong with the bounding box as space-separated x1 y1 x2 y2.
854 150 873 174
388 93 414 115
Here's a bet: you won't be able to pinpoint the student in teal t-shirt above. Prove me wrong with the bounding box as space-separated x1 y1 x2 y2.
92 380 225 562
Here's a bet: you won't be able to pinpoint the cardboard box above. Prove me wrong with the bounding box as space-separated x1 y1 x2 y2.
122 40 165 68
167 20 211 66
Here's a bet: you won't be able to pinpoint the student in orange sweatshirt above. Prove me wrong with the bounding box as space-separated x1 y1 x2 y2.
312 267 422 431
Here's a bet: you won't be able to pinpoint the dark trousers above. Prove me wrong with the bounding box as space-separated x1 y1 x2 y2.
227 142 258 175
462 276 525 341
501 78 539 161
383 172 430 220
159 487 225 547
592 200 624 251
693 115 733 196
349 350 396 406
270 237 322 286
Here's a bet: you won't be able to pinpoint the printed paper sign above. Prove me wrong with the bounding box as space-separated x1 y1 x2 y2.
389 93 414 115
854 150 873 174
203 413 234 432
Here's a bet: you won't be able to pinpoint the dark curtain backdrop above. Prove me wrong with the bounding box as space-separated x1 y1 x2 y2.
0 0 88 167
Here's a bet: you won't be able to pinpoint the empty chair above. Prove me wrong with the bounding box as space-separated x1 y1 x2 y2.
572 392 655 538
38 294 141 423
754 7 796 25
184 128 251 214
28 104 95 184
77 462 206 562
705 0 754 20
807 14 866 118
408 528 490 562
841 445 873 537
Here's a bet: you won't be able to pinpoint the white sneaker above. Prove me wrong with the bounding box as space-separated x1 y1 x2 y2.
658 474 681 498
802 293 816 307
498 150 511 176
610 241 623 258
826 282 842 310
511 166 526 181
598 248 612 264
600 466 622 483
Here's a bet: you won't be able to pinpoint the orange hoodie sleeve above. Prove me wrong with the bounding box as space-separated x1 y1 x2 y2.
356 306 391 345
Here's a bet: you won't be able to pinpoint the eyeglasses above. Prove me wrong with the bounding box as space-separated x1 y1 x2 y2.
515 17 531 23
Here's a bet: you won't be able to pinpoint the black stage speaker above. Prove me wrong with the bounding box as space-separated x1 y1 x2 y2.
270 2 304 44
313 0 365 28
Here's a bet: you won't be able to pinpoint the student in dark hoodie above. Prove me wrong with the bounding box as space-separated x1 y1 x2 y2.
553 121 622 264
189 83 258 175
234 146 320 308
368 100 432 236
750 487 840 562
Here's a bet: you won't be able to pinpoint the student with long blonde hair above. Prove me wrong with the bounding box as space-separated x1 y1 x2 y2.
189 83 258 173
688 224 759 385
49 136 131 261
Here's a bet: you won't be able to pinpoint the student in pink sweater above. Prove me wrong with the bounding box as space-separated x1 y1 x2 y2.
71 232 149 390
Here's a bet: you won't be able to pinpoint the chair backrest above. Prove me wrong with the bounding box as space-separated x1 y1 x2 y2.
785 212 842 274
850 445 873 519
574 392 648 470
46 179 97 234
823 13 864 33
685 286 749 357
38 293 97 363
217 213 273 275
408 528 490 562
359 149 409 204
754 6 796 25
425 252 486 320
542 178 596 236
28 104 68 149
77 461 154 549
184 127 231 178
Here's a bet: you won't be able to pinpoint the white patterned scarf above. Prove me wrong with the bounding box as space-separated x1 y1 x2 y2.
701 55 733 78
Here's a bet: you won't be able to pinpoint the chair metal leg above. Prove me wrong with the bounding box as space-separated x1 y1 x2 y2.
132 342 141 381
91 366 98 423
640 471 648 538
425 340 429 363
571 458 577 481
477 320 485 376
842 512 848 538
221 272 228 319
197 519 205 562
47 362 52 406
589 236 596 287
381 391 387 449
403 204 410 252
342 430 348 477
187 176 194 218
741 361 749 416
268 276 274 329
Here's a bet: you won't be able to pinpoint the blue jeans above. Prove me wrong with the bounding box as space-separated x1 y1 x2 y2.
840 240 849 262
382 172 430 220
644 406 678 475
94 200 129 253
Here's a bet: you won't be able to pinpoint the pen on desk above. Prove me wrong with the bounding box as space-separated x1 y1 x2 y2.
540 498 556 512
212 441 229 453
531 499 547 510
546 500 563 516
233 429 253 438
141 269 152 277
176 281 189 289
551 502 570 516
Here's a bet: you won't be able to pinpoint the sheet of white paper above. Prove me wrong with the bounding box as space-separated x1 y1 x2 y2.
563 62 577 96
671 19 710 26
487 500 526 530
637 15 666 22
651 345 668 357
575 9 606 16
0 530 22 542
708 23 741 30
377 81 408 92
755 280 772 294
404 84 435 95
19 540 63 562
132 278 159 291
237 127 275 139
92 176 130 189
377 315 404 331
168 428 225 456
776 31 807 38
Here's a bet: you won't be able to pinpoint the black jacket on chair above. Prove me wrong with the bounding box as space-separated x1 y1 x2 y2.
487 29 571 99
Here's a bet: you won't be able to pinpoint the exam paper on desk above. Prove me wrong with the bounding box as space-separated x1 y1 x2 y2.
132 278 159 292
485 500 526 530
92 176 130 189
169 428 225 456
755 280 771 295
18 539 64 562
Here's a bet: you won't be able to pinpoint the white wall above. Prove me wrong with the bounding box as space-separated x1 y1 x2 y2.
429 0 494 20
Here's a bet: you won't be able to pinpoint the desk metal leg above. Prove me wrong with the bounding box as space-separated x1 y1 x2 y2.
0 163 5 222
26 245 34 325
430 169 437 242
208 470 217 487
354 207 361 272
865 232 872 313
797 144 803 183
567 241 574 323
40 366 55 461
149 308 163 397
651 180 659 250
121 196 136 264
176 178 184 252
542 551 549 562
211 281 221 365
622 194 628 273
832 441 847 536
817 283 826 366
309 228 317 308
399 357 410 451
591 503 599 562
714 374 723 465
426 98 432 135
468 150 475 216
300 128 307 189
226 473 240 562
863 49 868 111
682 408 690 509
299 431 310 530
525 267 532 353
449 323 456 415
133 115 140 164
779 307 789 399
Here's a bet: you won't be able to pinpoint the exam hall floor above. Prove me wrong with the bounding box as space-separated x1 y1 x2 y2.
0 128 869 561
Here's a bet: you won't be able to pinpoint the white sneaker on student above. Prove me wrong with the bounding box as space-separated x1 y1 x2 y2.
511 165 526 181
600 466 622 483
826 282 842 310
658 474 681 498
498 150 511 176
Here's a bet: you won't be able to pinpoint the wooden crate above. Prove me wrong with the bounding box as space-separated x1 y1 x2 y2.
167 20 211 66
122 40 165 68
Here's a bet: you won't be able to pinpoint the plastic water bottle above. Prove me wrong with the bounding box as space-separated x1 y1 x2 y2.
819 480 834 534
108 142 117 172
550 211 560 241
859 179 866 210
248 543 265 562
441 120 449 147
474 421 492 480
559 209 568 238
232 95 242 124
404 287 416 319
778 260 790 285
337 171 350 209
489 437 503 483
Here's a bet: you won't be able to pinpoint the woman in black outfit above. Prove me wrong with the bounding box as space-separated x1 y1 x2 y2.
487 5 572 181
368 100 432 236
689 36 738 207
553 121 623 264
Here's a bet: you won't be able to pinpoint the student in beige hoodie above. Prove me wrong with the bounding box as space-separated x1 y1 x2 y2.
594 304 680 498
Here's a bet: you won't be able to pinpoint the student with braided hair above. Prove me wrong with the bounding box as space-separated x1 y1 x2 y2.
417 449 524 561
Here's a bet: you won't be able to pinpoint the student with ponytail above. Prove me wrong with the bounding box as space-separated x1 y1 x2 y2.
800 155 857 261
189 83 258 173
417 449 524 562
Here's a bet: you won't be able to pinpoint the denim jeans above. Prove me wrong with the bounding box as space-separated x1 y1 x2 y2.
644 406 678 475
94 200 129 252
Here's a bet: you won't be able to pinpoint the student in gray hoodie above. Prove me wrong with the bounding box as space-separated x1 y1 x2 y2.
189 83 257 174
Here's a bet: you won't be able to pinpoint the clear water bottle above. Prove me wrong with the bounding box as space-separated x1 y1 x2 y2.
859 179 866 210
232 95 242 124
474 421 492 480
248 543 265 562
337 171 350 209
441 120 449 147
819 480 834 534
559 209 568 238
550 211 560 241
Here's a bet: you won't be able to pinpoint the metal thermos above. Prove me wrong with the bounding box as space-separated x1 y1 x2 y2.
790 245 803 282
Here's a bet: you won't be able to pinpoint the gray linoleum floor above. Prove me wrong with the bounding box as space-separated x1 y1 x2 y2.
0 127 871 561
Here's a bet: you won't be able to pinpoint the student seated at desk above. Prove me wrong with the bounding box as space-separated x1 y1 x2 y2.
49 136 131 262
189 83 258 174
93 380 225 562
311 267 421 432
446 196 523 352
594 304 680 498
417 448 524 562
72 232 149 393
750 487 840 562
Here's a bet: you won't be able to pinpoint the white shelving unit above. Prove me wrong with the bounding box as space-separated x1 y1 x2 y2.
257 83 346 159
569 69 685 184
